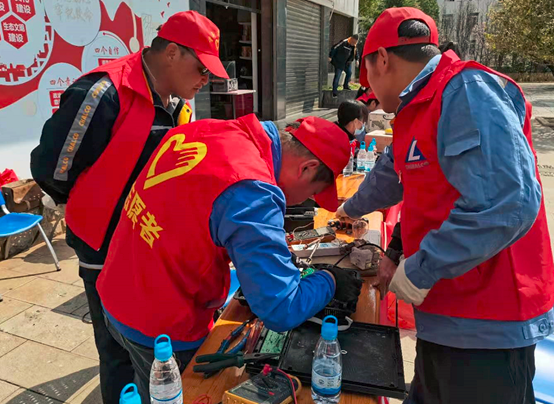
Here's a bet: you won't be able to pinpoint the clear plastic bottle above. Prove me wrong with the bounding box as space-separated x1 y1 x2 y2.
311 315 342 404
150 335 183 404
343 152 354 177
120 383 141 404
357 141 366 173
365 140 376 172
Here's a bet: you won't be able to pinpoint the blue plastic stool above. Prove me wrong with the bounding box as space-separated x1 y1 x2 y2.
0 191 61 302
535 334 554 403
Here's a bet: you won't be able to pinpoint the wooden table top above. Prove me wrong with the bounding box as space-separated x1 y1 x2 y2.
181 174 382 404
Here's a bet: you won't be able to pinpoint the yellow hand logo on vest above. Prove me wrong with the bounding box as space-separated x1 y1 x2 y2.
144 134 207 190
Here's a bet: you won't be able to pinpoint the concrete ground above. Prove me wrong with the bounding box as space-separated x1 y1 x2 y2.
0 83 551 403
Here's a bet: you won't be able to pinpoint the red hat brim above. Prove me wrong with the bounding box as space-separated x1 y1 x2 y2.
197 51 229 78
315 182 340 212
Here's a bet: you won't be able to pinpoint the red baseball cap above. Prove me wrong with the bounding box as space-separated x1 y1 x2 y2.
158 11 229 79
357 90 377 104
287 117 350 212
359 7 438 87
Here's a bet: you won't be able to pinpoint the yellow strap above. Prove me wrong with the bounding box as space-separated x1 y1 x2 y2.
177 103 193 125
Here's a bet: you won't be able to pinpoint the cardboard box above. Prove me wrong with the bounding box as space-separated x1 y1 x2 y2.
365 130 392 153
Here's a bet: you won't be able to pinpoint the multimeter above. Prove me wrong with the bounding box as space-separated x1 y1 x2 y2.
286 226 336 245
223 371 301 404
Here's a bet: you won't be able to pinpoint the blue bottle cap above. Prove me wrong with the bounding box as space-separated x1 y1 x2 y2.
360 141 366 148
154 334 173 362
321 315 338 341
120 383 141 404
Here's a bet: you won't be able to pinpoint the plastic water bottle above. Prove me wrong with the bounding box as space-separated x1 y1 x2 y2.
365 139 377 172
342 152 354 177
120 383 141 404
150 335 183 404
357 142 366 173
311 316 342 404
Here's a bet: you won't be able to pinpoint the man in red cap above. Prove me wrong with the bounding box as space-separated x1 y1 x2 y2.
96 114 362 400
31 11 228 403
337 6 554 403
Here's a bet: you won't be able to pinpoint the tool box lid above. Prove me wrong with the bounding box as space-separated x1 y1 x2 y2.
278 321 407 400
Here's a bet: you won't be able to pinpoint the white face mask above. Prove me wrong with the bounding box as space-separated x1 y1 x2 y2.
354 123 366 137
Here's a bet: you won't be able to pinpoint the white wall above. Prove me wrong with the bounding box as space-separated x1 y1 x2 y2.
0 0 190 179
307 0 359 18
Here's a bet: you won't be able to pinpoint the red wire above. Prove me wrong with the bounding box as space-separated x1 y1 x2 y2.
192 394 211 404
276 368 298 404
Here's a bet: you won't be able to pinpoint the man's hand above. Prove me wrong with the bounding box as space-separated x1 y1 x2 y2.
370 255 397 300
325 266 363 304
328 57 332 63
356 61 360 68
389 260 430 305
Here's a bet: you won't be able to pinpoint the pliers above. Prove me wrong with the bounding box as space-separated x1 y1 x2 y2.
198 316 254 378
193 352 279 373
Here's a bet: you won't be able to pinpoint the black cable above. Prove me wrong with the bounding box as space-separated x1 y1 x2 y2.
334 252 351 266
81 311 93 325
363 242 386 254
334 242 385 266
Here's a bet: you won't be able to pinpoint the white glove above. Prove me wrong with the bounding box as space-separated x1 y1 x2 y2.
389 259 430 305
335 203 348 219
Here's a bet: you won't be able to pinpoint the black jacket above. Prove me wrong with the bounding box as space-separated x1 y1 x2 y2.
31 71 187 265
329 38 359 70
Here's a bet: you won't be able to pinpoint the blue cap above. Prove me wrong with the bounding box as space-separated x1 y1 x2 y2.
120 383 141 404
360 141 366 148
321 315 338 341
154 334 173 362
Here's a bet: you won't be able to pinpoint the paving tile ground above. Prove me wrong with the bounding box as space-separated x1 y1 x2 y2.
0 237 100 403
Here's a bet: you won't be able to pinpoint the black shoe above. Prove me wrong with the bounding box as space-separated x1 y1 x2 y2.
332 93 338 98
344 86 351 91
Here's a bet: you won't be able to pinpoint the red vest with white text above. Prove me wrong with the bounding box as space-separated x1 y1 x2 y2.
64 51 192 251
394 51 554 321
97 114 276 342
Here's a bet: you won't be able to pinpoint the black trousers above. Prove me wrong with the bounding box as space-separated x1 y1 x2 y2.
80 266 135 404
105 314 197 404
405 339 536 404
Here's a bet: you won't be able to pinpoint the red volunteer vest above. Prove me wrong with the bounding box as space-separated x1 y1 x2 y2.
97 114 276 342
65 51 193 251
394 51 554 321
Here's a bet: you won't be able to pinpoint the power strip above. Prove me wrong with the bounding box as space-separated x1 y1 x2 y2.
290 240 344 258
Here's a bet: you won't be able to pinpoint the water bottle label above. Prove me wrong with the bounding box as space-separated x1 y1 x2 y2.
151 390 182 404
311 371 341 396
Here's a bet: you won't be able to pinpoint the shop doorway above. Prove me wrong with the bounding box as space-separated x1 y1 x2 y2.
206 1 260 119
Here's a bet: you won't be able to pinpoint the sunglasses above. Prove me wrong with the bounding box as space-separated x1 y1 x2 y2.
183 47 210 76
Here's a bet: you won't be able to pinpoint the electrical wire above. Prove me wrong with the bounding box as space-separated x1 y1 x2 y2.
291 221 314 237
363 242 386 254
276 369 298 404
334 242 385 266
81 311 92 325
334 251 351 266
192 394 212 404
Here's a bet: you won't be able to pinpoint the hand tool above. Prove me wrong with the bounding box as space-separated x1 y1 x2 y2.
200 316 255 378
193 352 279 374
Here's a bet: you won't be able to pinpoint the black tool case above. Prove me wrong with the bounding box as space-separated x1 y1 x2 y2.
277 321 407 399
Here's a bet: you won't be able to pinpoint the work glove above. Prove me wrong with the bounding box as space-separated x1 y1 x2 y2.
389 259 430 305
326 266 363 305
335 203 348 219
